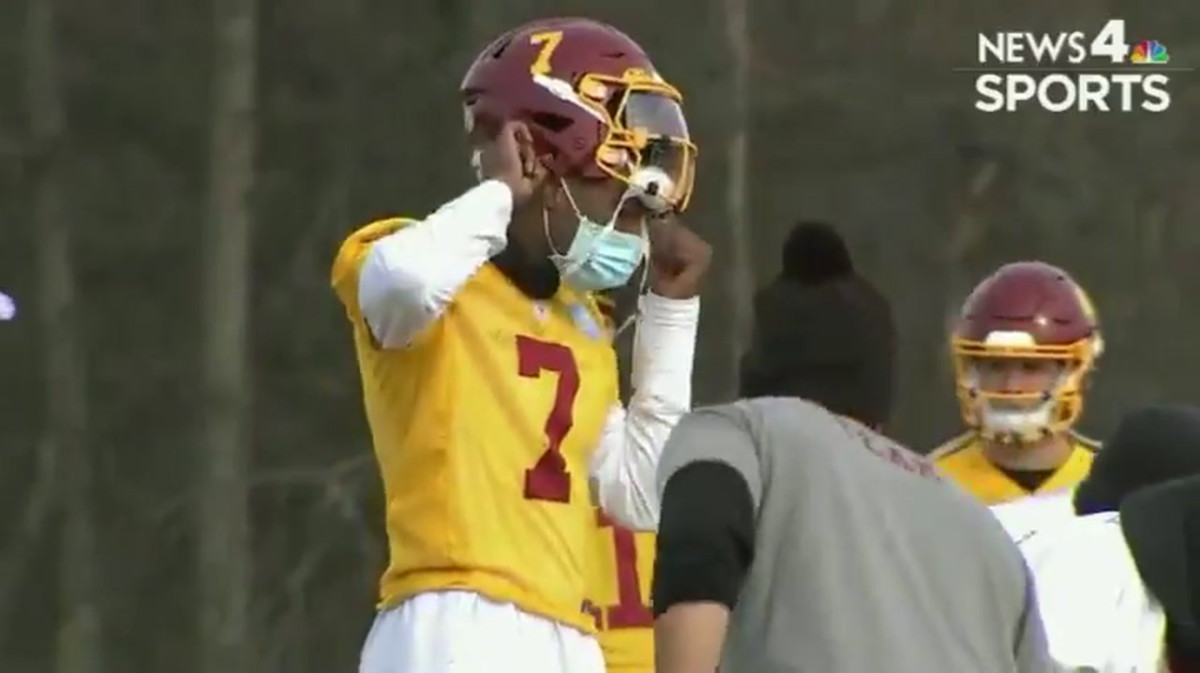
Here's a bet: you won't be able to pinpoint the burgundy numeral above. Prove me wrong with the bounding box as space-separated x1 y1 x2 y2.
516 335 579 503
597 511 654 629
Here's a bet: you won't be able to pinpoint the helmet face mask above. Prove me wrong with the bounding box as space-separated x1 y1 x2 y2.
950 262 1102 443
461 18 696 212
955 347 1092 443
573 71 695 211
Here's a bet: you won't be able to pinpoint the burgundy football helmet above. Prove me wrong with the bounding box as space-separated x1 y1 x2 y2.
950 261 1103 442
460 17 695 211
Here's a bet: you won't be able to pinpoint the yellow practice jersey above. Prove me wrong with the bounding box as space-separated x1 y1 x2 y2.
930 431 1099 506
588 509 655 673
331 218 620 633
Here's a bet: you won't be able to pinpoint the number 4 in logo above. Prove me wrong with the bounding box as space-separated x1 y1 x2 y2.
1090 19 1129 63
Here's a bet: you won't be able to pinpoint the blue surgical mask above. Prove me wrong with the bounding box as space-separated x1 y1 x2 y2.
547 181 647 293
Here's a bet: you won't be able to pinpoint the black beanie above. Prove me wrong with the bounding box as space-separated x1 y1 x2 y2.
738 222 896 427
1074 404 1200 515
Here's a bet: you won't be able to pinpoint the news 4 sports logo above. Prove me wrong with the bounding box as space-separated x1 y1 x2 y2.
973 20 1175 113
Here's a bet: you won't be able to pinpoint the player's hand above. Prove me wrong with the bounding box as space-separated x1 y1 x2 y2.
647 215 711 299
476 119 545 206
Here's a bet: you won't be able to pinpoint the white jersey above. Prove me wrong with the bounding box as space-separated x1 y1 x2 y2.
1015 512 1167 672
989 489 1077 542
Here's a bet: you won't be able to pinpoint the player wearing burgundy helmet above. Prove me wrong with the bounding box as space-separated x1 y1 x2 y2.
930 261 1102 505
332 17 710 673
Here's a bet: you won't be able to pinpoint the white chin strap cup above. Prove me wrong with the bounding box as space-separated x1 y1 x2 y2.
629 167 674 214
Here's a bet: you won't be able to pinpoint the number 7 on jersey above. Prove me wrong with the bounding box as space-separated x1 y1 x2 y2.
517 335 579 503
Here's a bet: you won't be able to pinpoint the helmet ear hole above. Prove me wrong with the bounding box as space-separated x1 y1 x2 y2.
530 112 573 133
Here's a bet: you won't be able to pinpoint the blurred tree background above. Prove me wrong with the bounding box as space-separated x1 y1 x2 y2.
1 0 1199 670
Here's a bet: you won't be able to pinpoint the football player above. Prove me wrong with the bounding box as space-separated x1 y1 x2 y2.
332 17 710 673
931 261 1103 505
997 404 1200 671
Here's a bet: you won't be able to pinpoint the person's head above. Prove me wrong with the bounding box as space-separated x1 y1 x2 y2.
949 261 1102 444
739 221 896 429
460 18 695 295
1073 404 1200 515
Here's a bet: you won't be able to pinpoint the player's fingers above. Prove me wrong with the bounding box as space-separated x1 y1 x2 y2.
478 120 530 181
481 121 513 159
495 120 544 179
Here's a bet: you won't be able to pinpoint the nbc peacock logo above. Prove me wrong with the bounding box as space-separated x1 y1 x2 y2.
1130 39 1169 64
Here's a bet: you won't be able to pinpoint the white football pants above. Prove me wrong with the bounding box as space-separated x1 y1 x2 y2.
359 589 607 673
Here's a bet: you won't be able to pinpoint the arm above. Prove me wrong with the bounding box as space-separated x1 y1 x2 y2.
588 292 699 530
652 409 762 673
348 180 513 348
656 602 730 673
653 461 757 673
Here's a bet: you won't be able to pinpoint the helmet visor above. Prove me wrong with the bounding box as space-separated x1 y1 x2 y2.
624 92 694 212
624 90 689 140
